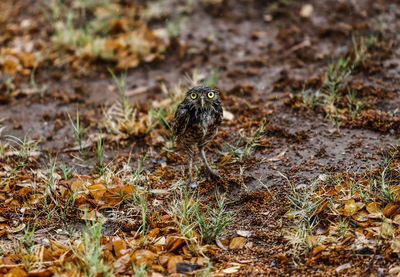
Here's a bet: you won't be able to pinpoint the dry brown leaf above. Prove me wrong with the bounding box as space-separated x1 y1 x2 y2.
229 237 246 249
222 266 240 274
113 253 131 273
132 249 155 266
391 239 400 253
335 263 351 273
384 202 400 217
366 202 383 218
311 245 327 257
4 267 27 277
167 255 183 274
112 239 127 257
352 210 369 222
343 199 365 216
166 237 186 253
393 214 400 225
306 235 318 248
391 185 400 201
236 230 251 237
88 183 107 200
380 219 394 238
7 223 26 233
216 238 228 250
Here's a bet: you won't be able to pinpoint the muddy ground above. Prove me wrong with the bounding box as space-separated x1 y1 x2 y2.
1 0 400 276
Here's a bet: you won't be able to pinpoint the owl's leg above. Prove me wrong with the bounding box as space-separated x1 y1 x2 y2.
199 147 219 179
187 150 193 184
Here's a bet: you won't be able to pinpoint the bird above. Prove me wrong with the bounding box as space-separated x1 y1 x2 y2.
173 86 223 186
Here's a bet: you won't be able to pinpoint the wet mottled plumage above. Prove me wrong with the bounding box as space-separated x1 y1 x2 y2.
173 86 223 185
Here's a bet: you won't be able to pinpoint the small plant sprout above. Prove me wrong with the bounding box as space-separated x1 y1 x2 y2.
347 90 364 119
60 163 74 180
46 157 58 191
109 69 131 120
285 176 325 252
30 67 48 96
68 109 88 157
170 190 200 241
325 56 352 102
300 87 321 108
226 120 266 163
6 134 40 166
63 188 78 219
129 186 149 239
196 192 232 243
170 189 232 248
78 212 112 277
22 223 35 254
138 190 148 239
96 133 105 174
352 34 378 67
21 223 36 272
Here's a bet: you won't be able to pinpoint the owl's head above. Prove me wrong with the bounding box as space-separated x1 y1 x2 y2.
185 86 220 109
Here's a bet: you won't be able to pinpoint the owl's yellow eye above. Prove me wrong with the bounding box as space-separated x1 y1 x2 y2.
190 92 198 99
207 91 215 98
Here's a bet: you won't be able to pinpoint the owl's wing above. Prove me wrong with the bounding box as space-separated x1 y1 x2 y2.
173 103 189 138
214 102 223 126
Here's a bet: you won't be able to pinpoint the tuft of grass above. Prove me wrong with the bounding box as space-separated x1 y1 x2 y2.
130 187 149 239
109 70 130 120
352 34 378 67
60 163 74 180
285 176 325 252
299 34 378 128
6 134 40 166
68 109 88 157
78 213 113 277
170 189 232 247
325 56 352 101
225 121 266 163
21 223 36 272
195 193 232 243
30 67 48 96
63 188 78 219
347 90 364 119
103 70 152 139
44 157 58 191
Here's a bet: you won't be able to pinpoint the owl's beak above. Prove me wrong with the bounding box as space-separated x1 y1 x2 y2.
200 96 205 107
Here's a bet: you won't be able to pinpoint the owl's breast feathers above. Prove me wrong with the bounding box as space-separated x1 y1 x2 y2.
173 102 222 149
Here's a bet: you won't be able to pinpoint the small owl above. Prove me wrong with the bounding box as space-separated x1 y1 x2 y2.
173 86 223 186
